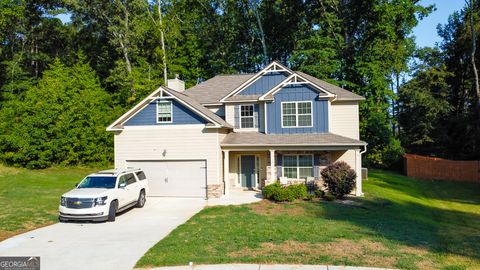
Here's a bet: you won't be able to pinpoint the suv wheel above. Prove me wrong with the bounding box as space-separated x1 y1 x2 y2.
136 190 146 208
108 200 117 222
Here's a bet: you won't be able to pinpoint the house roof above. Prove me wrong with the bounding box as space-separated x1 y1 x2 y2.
185 74 255 105
295 71 365 101
184 70 364 105
221 132 367 147
164 87 233 128
106 86 232 131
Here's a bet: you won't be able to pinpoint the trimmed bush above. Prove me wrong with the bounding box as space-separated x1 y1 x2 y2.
262 182 307 202
323 194 336 201
314 189 325 198
287 184 307 199
304 194 315 201
321 161 356 199
263 181 281 200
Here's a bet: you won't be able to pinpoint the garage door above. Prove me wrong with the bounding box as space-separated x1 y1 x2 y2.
126 160 207 198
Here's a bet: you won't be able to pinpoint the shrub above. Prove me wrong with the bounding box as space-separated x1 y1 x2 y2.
263 181 281 200
287 184 307 199
262 182 307 202
304 194 315 201
321 161 356 199
314 189 325 198
323 194 336 201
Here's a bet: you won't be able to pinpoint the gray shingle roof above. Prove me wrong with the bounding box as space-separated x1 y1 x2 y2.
164 87 233 128
225 94 262 101
184 71 364 104
221 132 366 146
185 74 255 104
295 71 365 101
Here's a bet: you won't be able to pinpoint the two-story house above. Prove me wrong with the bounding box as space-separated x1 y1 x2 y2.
107 61 367 199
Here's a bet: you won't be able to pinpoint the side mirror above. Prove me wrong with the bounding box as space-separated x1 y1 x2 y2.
118 182 127 189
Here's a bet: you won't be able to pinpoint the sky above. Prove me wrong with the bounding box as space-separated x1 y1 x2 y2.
413 0 465 48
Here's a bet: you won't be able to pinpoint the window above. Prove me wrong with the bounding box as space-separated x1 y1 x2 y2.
240 104 255 128
283 155 313 179
125 173 137 185
282 101 312 127
135 171 146 181
157 100 172 123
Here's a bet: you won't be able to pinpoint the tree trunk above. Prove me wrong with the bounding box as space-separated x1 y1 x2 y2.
467 0 480 155
158 0 168 85
250 0 268 64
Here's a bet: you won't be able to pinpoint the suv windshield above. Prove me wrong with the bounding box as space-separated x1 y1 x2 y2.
77 176 117 189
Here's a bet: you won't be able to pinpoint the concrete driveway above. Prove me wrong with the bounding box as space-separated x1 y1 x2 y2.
0 198 205 270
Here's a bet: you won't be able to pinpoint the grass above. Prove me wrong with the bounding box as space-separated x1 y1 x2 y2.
137 170 480 270
0 165 102 241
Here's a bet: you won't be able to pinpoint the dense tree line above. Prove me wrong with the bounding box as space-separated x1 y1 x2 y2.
0 0 477 169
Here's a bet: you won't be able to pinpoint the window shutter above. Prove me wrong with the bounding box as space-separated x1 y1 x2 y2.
313 154 321 180
253 104 259 128
234 105 240 129
276 153 283 178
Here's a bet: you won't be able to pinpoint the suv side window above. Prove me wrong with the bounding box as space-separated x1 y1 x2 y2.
135 171 146 181
125 173 136 185
118 175 128 187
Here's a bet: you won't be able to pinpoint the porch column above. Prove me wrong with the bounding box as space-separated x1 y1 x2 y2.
355 149 363 196
223 150 230 195
269 149 276 182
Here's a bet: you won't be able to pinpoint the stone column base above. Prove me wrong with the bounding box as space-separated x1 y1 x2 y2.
207 184 223 199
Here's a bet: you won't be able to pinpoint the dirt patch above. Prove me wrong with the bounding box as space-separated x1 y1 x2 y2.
228 239 416 268
248 200 307 216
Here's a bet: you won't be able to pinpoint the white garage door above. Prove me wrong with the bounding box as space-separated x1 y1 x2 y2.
127 160 207 198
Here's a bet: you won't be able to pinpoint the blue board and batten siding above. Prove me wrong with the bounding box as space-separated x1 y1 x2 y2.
124 100 208 126
266 84 329 134
238 72 289 95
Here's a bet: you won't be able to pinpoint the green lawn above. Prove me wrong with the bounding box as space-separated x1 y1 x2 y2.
137 170 480 270
0 165 102 241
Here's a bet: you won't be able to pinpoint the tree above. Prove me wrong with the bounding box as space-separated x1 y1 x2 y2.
0 56 115 168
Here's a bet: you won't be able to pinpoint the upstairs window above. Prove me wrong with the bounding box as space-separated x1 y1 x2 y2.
282 101 312 128
240 104 255 128
157 100 172 123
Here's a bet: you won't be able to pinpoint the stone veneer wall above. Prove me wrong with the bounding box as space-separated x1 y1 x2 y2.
207 184 223 199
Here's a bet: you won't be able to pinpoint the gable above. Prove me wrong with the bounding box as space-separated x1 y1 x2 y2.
266 84 329 134
237 72 289 96
124 99 208 126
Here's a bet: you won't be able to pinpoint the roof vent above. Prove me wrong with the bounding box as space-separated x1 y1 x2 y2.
167 74 185 92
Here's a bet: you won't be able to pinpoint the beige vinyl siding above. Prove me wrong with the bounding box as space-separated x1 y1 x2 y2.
225 104 235 127
330 101 359 139
114 125 222 185
330 149 362 195
207 105 225 118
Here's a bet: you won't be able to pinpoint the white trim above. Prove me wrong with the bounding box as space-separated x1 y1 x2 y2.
222 99 260 103
264 102 268 134
219 61 293 102
123 124 206 130
282 154 314 180
239 104 255 129
156 99 173 124
259 73 336 101
106 88 162 131
203 103 224 106
327 100 331 132
107 86 230 131
280 101 313 128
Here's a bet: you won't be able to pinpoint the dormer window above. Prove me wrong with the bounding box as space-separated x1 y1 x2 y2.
240 104 255 128
157 100 172 123
281 101 312 128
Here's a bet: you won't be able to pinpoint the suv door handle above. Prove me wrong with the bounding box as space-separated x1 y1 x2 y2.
165 177 168 183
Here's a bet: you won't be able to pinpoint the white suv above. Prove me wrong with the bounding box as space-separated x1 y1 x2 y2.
59 168 149 222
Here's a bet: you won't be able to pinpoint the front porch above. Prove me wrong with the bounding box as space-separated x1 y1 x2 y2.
222 148 364 196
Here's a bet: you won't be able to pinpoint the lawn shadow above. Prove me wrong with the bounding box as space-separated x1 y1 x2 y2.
315 193 480 262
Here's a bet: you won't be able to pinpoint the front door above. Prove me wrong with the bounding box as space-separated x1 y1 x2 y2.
240 155 256 188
